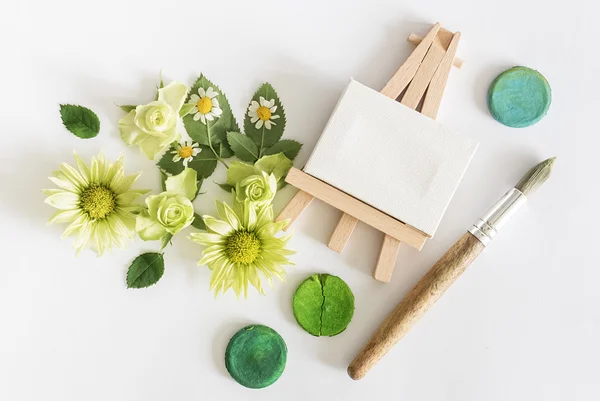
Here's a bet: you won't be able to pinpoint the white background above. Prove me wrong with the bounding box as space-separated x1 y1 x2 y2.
1 0 597 400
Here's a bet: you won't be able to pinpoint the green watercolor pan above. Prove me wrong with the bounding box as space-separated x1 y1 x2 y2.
487 66 551 128
225 325 287 389
292 273 355 337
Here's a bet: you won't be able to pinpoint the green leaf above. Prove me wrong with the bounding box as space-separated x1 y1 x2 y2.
216 141 234 158
244 83 286 157
191 213 206 230
59 104 100 139
179 103 195 117
183 74 239 148
265 140 302 160
157 144 185 176
217 183 234 192
227 132 259 162
255 153 293 182
126 252 165 289
118 104 137 113
187 145 218 178
194 179 204 200
160 233 173 250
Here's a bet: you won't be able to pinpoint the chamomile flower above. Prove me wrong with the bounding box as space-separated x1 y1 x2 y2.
171 141 201 166
248 97 280 129
189 199 294 298
189 87 222 124
43 152 150 255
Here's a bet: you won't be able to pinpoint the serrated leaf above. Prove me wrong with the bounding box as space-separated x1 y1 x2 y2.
227 131 259 162
217 183 234 192
126 252 165 289
179 103 195 117
265 139 302 160
59 104 100 139
192 213 206 230
187 145 218 178
157 144 185 176
118 104 137 113
183 74 239 148
244 83 286 156
216 141 233 158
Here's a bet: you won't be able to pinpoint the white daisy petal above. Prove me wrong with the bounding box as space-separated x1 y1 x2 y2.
212 98 219 108
255 120 264 129
259 97 267 106
194 113 201 121
212 107 223 116
250 116 259 123
270 105 277 113
271 114 280 119
198 87 206 97
207 87 218 98
264 121 272 130
190 94 200 102
200 114 207 124
205 113 214 121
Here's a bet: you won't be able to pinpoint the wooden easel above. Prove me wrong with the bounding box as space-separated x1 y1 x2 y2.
276 23 462 282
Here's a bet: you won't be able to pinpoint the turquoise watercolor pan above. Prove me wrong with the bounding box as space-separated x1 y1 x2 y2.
487 66 551 128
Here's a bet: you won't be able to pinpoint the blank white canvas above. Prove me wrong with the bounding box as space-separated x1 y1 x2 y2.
304 79 478 236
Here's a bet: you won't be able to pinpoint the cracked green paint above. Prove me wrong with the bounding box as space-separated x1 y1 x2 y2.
487 66 551 128
292 274 355 337
225 325 287 389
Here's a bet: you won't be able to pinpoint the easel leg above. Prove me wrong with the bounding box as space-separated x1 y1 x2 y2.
328 213 359 253
275 190 315 232
373 235 402 282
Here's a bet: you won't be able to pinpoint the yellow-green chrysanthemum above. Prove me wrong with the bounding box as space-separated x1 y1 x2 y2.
43 152 149 255
189 200 294 298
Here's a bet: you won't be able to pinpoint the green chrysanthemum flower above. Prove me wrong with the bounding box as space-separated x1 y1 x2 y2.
43 152 150 255
189 200 294 298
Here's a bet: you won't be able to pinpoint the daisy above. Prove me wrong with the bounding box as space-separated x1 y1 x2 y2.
188 86 223 124
43 152 150 255
170 141 201 166
189 199 294 298
248 97 280 129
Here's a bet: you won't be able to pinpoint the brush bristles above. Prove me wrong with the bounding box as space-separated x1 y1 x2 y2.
515 157 556 196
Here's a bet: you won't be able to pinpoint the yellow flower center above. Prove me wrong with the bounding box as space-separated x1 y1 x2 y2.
178 146 194 158
80 184 116 220
256 106 272 121
225 231 261 265
197 97 213 114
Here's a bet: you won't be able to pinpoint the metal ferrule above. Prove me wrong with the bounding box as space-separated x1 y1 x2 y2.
468 188 527 246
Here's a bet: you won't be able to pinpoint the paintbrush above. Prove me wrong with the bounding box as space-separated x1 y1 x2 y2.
347 157 556 380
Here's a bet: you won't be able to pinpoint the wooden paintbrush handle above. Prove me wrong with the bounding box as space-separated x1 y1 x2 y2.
348 232 485 380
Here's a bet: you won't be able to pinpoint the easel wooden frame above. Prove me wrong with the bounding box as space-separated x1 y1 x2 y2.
275 23 462 282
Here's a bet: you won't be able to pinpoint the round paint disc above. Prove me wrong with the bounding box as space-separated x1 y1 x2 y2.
487 66 551 128
225 325 287 389
292 274 355 337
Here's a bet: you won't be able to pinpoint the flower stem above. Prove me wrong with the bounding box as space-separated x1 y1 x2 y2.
206 120 229 169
